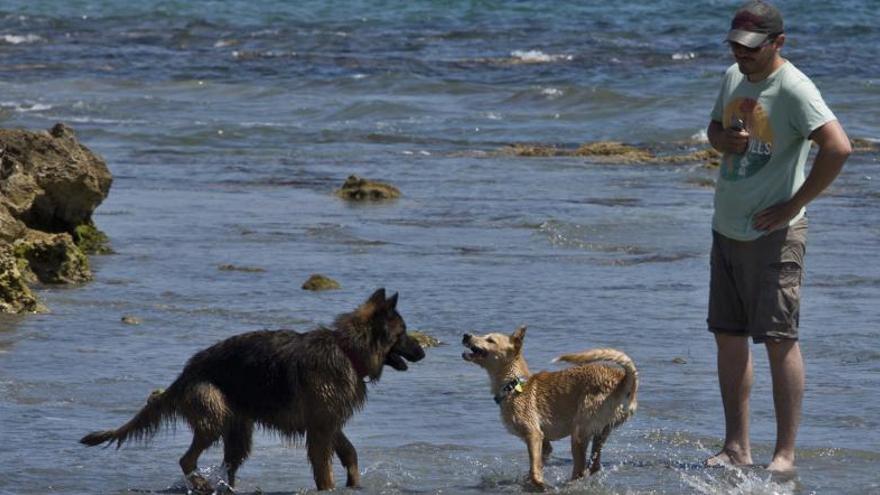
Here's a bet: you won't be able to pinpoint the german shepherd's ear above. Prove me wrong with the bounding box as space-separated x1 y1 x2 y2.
386 292 398 310
511 325 527 353
367 288 387 306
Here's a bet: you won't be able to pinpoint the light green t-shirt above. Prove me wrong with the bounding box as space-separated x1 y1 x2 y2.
710 61 836 241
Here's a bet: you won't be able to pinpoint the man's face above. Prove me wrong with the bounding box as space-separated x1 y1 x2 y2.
729 36 780 77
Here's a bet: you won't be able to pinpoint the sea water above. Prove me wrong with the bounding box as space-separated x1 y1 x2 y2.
1 1 878 494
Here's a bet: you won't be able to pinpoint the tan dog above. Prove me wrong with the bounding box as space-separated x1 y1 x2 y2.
462 326 637 489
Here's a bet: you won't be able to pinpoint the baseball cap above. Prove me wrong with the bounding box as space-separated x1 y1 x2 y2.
726 0 784 48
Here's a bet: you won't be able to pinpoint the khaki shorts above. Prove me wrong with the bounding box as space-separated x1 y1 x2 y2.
708 218 807 343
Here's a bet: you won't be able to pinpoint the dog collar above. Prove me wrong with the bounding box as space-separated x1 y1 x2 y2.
494 376 527 405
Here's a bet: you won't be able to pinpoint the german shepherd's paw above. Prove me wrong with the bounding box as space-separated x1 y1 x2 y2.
185 472 215 495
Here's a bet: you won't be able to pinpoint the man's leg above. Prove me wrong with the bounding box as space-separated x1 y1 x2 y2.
706 332 754 466
765 339 803 472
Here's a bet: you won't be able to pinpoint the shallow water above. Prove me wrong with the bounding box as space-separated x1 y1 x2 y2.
1 1 879 494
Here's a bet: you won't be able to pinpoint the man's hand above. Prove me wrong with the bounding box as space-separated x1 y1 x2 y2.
707 120 749 154
724 127 750 154
753 200 801 232
752 120 852 233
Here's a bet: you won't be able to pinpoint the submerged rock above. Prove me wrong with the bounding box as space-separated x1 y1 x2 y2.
0 123 112 313
121 315 142 325
218 264 266 273
572 141 655 163
335 175 400 201
503 140 722 167
851 138 878 153
409 330 441 348
301 274 341 291
661 148 722 167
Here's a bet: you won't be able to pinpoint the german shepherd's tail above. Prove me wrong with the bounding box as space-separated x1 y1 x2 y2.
80 386 179 448
553 348 639 415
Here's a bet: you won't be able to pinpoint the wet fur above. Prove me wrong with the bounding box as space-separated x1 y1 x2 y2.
462 326 637 489
80 288 425 492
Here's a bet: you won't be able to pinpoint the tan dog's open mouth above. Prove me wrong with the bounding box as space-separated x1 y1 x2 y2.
461 334 488 362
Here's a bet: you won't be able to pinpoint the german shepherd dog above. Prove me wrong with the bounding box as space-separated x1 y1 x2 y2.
81 289 425 492
462 326 637 490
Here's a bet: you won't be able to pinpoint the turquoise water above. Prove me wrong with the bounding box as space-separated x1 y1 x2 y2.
1 1 878 494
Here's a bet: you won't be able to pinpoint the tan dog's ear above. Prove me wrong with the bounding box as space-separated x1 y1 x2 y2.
511 325 527 352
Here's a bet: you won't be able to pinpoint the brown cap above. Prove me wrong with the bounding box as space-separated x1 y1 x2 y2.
726 0 784 48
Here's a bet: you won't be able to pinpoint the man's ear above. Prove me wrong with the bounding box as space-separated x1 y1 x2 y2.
511 325 527 352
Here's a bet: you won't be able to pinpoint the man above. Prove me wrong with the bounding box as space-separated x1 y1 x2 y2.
705 0 851 473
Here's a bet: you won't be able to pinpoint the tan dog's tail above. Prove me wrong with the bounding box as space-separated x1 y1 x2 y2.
553 348 638 415
80 387 177 448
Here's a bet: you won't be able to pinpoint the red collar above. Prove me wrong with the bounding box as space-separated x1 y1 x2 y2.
335 333 369 380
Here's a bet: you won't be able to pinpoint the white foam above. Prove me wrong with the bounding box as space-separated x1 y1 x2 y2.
672 52 697 61
678 466 801 495
510 49 573 63
1 34 43 45
541 87 563 98
691 129 709 143
0 101 53 112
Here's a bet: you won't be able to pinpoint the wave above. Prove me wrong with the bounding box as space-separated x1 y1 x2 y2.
0 101 52 112
509 49 574 64
0 34 43 44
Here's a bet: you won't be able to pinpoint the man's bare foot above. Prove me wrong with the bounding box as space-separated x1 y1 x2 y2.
766 455 795 473
705 448 752 467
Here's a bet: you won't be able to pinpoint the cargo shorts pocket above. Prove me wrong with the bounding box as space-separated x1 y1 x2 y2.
758 261 803 333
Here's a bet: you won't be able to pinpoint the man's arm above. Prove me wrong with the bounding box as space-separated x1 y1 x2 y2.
707 120 749 154
752 120 852 232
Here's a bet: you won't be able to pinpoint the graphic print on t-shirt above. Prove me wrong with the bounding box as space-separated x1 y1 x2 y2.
721 97 773 181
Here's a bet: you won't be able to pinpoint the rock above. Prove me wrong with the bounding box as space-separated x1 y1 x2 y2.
503 141 721 167
662 148 722 167
13 231 91 285
121 315 142 325
572 141 655 163
0 123 111 313
335 175 400 201
301 274 341 291
0 123 112 232
0 206 26 244
851 138 878 152
218 264 266 273
504 144 564 157
74 221 113 254
0 245 44 313
409 330 441 348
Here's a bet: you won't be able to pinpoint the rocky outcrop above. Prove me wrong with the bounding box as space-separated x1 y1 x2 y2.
503 140 722 167
0 123 112 313
0 244 43 314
